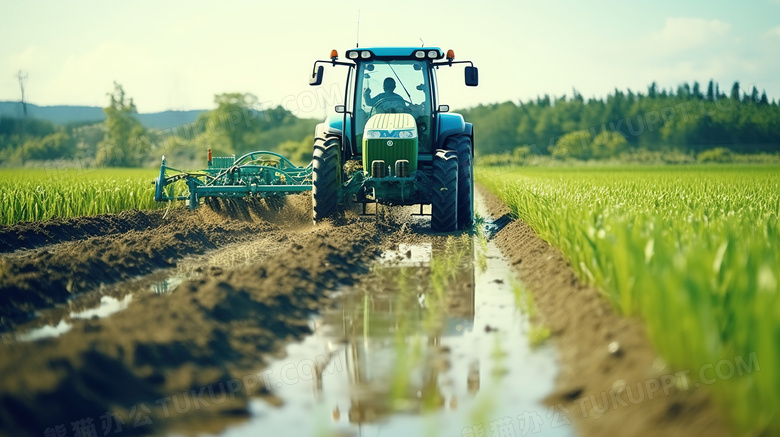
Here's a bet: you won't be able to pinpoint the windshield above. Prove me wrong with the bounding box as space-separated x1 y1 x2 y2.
354 60 432 148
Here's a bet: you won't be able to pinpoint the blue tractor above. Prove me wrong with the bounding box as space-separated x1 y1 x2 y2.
308 47 478 231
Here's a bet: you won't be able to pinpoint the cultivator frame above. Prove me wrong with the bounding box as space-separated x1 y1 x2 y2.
154 149 312 209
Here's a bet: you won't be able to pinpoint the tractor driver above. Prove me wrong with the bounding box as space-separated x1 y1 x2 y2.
364 77 404 107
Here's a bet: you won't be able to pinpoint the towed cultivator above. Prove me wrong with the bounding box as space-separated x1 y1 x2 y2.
154 149 312 209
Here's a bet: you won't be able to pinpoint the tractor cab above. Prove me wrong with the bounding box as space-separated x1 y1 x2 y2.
308 47 478 231
354 59 434 153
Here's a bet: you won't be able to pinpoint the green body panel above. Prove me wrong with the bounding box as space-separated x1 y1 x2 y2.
362 113 418 175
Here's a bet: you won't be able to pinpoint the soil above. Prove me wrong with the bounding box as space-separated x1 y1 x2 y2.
478 186 729 437
0 190 729 437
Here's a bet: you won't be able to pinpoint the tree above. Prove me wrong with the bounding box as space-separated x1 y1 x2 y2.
751 86 760 104
190 93 269 155
96 82 147 166
706 80 715 101
590 130 628 158
760 91 769 105
277 134 314 165
680 82 691 98
648 82 658 98
692 81 703 100
20 132 75 160
730 81 741 100
551 130 591 159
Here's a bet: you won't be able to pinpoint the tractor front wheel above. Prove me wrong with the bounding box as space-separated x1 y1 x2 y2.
312 136 342 223
431 149 458 232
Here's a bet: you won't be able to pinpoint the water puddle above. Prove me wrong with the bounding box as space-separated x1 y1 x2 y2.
213 219 572 436
380 243 433 266
15 294 135 342
71 294 134 319
13 238 256 342
15 319 72 341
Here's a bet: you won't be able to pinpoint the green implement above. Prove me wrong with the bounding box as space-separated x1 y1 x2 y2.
153 149 312 209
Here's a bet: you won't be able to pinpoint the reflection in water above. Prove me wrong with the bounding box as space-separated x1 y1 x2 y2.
17 295 134 342
151 276 185 294
71 294 133 319
224 229 572 437
15 319 72 341
333 236 477 424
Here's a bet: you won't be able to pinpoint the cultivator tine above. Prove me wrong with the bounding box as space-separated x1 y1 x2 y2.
265 195 285 211
204 197 221 212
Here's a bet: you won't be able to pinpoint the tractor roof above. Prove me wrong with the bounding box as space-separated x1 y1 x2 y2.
344 47 445 61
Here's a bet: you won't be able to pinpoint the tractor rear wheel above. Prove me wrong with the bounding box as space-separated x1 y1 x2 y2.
312 136 342 223
445 134 474 229
431 149 458 232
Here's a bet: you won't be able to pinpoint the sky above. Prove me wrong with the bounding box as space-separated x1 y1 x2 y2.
1 0 779 118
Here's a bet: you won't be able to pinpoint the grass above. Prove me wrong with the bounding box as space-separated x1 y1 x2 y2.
511 280 551 348
0 168 167 225
478 164 780 434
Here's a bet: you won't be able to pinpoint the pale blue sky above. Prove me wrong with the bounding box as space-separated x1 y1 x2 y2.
1 0 778 117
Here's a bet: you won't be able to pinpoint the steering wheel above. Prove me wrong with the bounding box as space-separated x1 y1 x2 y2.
369 96 413 118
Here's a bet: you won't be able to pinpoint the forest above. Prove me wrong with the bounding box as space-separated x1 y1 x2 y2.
463 80 780 163
1 80 778 168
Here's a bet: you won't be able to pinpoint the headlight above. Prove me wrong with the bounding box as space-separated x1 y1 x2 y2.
398 130 414 139
348 51 358 59
427 50 438 58
415 51 425 59
366 130 381 138
361 51 371 59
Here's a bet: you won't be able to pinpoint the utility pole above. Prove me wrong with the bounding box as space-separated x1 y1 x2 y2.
18 70 28 165
18 70 28 117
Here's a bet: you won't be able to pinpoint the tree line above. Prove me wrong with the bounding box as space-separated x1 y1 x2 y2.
0 83 317 168
461 80 780 162
2 80 778 167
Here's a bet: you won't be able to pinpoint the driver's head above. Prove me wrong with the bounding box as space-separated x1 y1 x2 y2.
383 77 396 92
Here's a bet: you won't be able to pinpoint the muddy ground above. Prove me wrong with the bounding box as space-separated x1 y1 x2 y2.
0 191 727 436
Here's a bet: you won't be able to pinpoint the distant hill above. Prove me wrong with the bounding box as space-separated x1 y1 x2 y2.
0 101 205 130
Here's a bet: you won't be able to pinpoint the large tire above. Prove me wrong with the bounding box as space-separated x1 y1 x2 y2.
445 135 474 229
312 136 341 223
431 149 458 232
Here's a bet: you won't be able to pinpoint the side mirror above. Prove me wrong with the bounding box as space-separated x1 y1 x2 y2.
309 65 324 86
335 105 346 113
465 66 479 87
438 105 450 113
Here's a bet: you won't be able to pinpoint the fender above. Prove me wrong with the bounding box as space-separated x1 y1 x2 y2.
437 113 473 150
315 115 353 161
315 114 343 139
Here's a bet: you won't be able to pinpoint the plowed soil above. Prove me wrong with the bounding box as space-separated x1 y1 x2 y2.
0 191 726 437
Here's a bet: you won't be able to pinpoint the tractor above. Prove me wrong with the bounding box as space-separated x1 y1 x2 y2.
308 47 478 231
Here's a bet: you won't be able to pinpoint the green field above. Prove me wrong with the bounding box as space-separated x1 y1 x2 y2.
3 163 778 433
0 169 163 225
478 164 780 434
